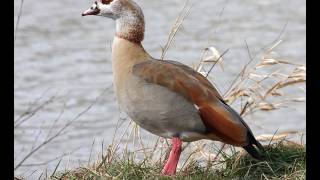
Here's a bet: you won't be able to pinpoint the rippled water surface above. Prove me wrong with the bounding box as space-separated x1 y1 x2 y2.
14 0 305 178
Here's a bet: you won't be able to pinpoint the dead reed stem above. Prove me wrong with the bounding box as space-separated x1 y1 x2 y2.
14 0 24 46
160 0 191 60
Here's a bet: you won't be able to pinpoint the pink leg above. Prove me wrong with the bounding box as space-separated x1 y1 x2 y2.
161 137 182 176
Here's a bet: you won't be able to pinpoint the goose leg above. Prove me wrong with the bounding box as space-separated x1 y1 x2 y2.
161 137 182 175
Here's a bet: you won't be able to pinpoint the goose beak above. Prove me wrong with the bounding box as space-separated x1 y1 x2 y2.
82 8 100 16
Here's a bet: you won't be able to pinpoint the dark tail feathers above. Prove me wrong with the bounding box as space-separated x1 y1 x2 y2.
243 132 265 160
219 100 265 160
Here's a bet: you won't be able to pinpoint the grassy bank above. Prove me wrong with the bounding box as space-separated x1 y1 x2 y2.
14 1 306 179
53 140 305 180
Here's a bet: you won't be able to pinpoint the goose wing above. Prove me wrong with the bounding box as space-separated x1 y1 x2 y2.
132 59 249 146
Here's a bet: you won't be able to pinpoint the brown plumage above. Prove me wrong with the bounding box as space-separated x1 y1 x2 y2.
133 59 248 146
82 0 264 175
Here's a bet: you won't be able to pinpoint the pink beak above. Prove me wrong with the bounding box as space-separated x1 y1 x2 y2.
82 8 100 16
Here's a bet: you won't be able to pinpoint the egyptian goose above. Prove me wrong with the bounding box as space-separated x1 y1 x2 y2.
82 0 264 175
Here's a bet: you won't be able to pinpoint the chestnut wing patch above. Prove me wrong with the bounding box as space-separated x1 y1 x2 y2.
199 102 247 145
101 0 113 5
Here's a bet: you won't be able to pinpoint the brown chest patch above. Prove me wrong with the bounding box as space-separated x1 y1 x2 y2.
101 0 113 5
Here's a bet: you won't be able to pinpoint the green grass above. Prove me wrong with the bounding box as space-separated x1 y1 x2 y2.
53 141 305 180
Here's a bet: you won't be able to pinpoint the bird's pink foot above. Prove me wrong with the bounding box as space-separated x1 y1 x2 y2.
161 137 182 176
161 162 177 175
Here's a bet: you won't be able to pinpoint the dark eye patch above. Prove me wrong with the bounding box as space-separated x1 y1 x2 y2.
101 0 113 4
91 2 98 10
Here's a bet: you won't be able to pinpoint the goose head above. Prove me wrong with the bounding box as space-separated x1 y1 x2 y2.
82 0 144 23
82 0 145 43
82 0 117 18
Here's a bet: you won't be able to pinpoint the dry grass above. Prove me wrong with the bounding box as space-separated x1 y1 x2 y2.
160 0 192 60
221 40 306 117
14 0 305 179
14 87 111 172
53 140 305 180
51 4 305 179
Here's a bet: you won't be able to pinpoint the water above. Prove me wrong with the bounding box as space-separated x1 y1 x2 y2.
14 0 305 178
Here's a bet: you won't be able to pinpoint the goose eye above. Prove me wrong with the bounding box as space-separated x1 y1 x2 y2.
91 5 97 10
91 3 99 10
